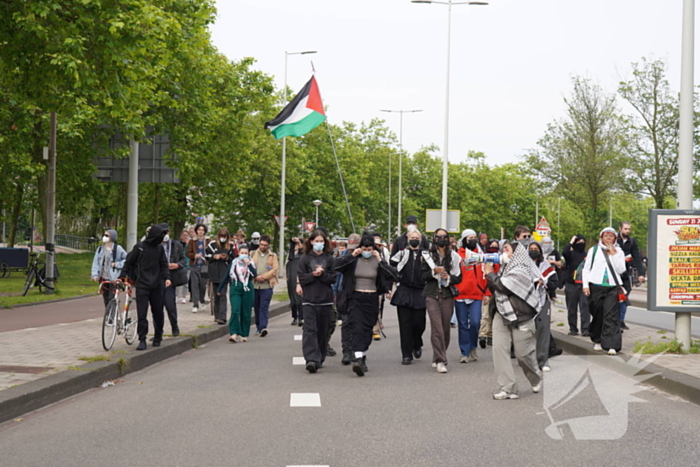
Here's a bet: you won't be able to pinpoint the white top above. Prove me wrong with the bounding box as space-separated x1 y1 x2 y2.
582 245 626 288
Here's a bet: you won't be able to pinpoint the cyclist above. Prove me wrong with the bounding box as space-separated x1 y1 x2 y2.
91 229 127 308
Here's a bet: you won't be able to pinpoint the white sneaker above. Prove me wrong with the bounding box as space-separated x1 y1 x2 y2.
493 391 519 400
431 362 437 368
459 355 469 363
192 307 198 313
181 298 186 304
608 349 617 355
228 335 237 342
532 381 542 393
337 320 342 326
593 343 602 351
436 363 448 373
542 365 551 372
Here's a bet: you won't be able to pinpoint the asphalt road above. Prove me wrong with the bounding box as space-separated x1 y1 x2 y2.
2 305 700 466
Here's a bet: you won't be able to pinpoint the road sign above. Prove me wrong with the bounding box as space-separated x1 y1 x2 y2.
274 215 288 227
425 209 460 233
305 222 316 232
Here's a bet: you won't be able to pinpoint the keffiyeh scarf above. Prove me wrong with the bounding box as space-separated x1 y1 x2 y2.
230 258 254 292
494 243 544 322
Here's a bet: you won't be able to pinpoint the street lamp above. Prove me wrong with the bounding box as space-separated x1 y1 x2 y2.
313 199 322 227
412 0 487 230
380 109 422 237
279 50 317 277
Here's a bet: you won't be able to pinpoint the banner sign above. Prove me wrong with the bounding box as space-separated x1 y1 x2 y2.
648 209 700 311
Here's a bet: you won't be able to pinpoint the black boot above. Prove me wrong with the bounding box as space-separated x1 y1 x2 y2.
487 337 493 346
136 341 147 351
342 351 352 365
621 321 629 330
305 361 318 373
479 337 487 349
327 345 337 357
361 356 368 373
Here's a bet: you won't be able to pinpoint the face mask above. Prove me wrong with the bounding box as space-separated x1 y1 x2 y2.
573 242 585 252
361 251 373 259
486 247 499 254
436 239 448 248
500 253 511 264
406 224 417 233
252 238 260 245
220 237 227 243
518 238 532 248
162 234 170 243
409 239 420 248
238 254 249 260
102 235 110 244
466 239 478 250
528 250 540 260
313 242 324 252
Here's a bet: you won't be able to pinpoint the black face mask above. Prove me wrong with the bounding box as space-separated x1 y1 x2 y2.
486 247 499 254
528 250 540 261
409 239 420 248
573 242 586 252
436 239 448 248
466 239 478 250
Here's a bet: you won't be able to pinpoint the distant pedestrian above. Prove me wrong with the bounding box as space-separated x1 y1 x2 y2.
250 234 279 336
287 236 304 326
563 235 590 336
617 221 646 330
160 223 186 337
91 229 127 308
217 245 256 343
455 228 487 363
336 233 361 365
478 239 501 348
120 224 172 351
249 232 261 252
297 230 337 373
372 233 392 341
186 223 210 313
528 241 557 372
207 228 237 325
420 229 463 374
177 228 190 305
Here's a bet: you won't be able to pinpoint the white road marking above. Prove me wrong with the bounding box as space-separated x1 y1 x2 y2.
292 357 305 365
287 465 329 467
290 393 321 407
294 335 302 341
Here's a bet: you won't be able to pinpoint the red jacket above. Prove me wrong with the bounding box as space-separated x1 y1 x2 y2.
455 247 489 300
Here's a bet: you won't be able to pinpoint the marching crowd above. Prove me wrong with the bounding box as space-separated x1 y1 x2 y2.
90 215 646 399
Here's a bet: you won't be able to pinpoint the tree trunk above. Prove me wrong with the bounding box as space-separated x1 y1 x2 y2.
8 183 24 248
32 117 48 241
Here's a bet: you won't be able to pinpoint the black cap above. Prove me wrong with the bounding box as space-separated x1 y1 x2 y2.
159 222 170 232
405 215 418 224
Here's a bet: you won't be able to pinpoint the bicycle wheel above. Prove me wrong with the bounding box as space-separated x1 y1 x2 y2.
0 262 8 279
123 298 137 345
102 299 119 351
22 268 36 296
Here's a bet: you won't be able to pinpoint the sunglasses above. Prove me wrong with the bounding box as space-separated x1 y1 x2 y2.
521 235 532 239
435 235 448 239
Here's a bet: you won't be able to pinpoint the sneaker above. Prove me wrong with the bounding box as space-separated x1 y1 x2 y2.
291 319 298 326
192 307 198 313
181 298 186 304
337 320 342 326
469 349 478 361
532 381 542 393
621 321 629 330
136 341 147 351
581 332 590 337
493 391 519 400
459 355 469 363
235 335 242 343
542 365 551 372
436 362 448 373
254 330 261 335
228 335 236 342
305 361 318 373
479 337 487 349
341 351 352 365
450 323 457 329
608 349 617 355
326 346 337 357
568 331 579 336
431 362 438 368
487 337 493 346
260 329 268 337
241 337 248 342
593 343 602 351
298 320 304 327
373 332 381 341
352 360 365 377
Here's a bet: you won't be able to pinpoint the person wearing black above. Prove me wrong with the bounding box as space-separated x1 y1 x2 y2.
391 215 430 256
286 236 304 326
390 229 427 365
159 223 186 337
297 230 337 373
206 228 236 325
562 234 590 336
617 221 646 330
120 224 172 350
335 233 398 376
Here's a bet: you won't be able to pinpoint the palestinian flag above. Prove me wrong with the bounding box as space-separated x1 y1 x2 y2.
265 76 326 139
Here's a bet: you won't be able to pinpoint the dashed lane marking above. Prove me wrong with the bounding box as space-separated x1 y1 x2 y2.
294 335 302 341
292 357 305 365
290 393 321 407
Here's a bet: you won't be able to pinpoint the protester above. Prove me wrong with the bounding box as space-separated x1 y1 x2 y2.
206 228 236 325
372 233 392 341
617 221 646 330
478 233 489 253
160 223 185 337
186 223 210 313
251 234 278 336
562 235 590 336
249 231 261 252
484 241 542 399
217 245 256 343
91 229 127 308
514 225 533 247
528 241 558 372
334 233 398 376
420 229 463 374
583 227 626 355
286 236 304 326
120 224 172 351
296 230 337 373
390 229 427 365
336 233 361 365
391 215 430 255
478 238 500 348
177 228 190 304
454 228 487 363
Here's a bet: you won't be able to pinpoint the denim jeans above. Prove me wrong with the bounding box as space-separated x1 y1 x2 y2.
254 288 274 332
455 300 482 356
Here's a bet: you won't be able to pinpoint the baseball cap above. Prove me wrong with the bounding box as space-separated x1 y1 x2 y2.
405 215 418 224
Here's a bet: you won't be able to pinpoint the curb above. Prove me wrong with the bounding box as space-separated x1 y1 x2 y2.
0 300 290 424
8 293 100 309
551 330 700 406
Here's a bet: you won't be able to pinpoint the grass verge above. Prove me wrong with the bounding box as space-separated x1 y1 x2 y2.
633 337 700 354
78 355 111 363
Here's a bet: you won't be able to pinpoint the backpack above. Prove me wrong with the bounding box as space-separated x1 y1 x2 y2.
573 246 598 284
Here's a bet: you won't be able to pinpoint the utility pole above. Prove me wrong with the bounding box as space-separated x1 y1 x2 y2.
126 140 139 251
44 112 57 294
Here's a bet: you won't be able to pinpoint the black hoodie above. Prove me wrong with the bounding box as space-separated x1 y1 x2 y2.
121 224 171 290
562 235 587 285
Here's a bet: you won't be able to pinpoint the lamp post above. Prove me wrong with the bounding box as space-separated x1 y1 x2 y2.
279 50 317 277
313 200 322 227
380 109 422 237
412 0 487 229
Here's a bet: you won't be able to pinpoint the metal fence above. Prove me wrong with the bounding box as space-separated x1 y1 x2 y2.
55 234 97 251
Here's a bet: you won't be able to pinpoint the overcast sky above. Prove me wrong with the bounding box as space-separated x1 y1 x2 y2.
210 0 694 167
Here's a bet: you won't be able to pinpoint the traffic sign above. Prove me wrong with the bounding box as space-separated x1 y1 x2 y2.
305 222 316 232
274 215 288 227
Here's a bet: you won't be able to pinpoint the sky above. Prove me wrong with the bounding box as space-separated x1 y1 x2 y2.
210 0 695 167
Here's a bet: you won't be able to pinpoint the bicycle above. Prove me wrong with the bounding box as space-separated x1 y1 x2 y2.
0 261 9 279
630 267 641 288
101 280 137 351
22 252 56 296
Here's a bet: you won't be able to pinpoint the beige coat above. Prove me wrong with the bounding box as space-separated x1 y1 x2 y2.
250 249 279 287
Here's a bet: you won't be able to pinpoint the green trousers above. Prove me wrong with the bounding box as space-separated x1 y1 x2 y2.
228 280 254 337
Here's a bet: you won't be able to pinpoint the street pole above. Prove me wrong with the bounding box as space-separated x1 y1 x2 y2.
279 50 317 278
44 112 57 294
676 0 695 350
388 153 391 241
609 199 613 226
557 198 561 251
126 139 139 251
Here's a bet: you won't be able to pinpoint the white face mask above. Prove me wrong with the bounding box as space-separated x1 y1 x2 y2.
220 237 227 243
102 235 111 244
406 224 417 233
500 253 511 264
163 234 170 243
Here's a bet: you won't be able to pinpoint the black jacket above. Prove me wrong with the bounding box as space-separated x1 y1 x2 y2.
297 252 337 304
392 233 430 256
419 251 462 299
617 235 646 277
390 248 425 290
163 239 186 286
486 272 537 323
562 243 587 285
121 225 171 290
206 241 233 283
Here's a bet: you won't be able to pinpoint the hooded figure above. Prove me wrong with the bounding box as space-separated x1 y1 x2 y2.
91 228 128 307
